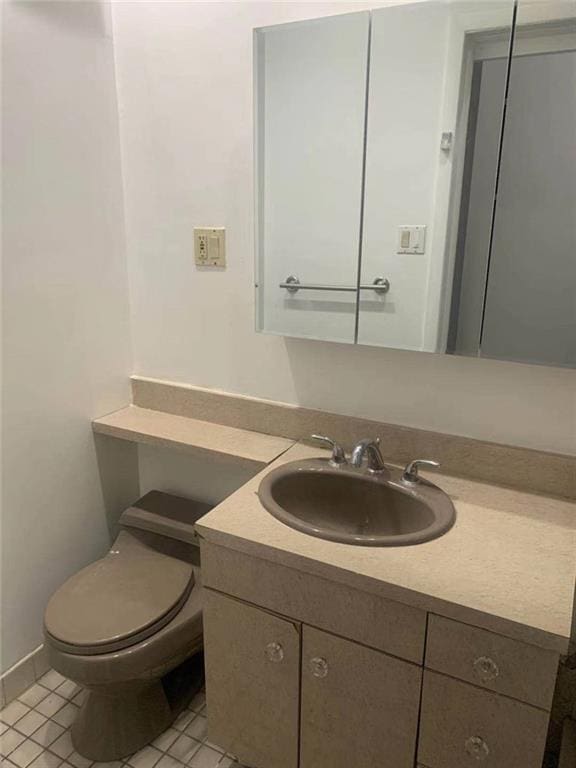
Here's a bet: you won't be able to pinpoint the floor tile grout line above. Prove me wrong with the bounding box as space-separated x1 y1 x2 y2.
26 709 79 744
4 679 241 768
17 683 53 705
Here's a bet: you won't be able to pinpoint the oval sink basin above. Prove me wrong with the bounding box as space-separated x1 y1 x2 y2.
257 459 456 546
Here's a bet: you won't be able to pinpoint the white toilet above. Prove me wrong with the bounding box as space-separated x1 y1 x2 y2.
43 491 211 762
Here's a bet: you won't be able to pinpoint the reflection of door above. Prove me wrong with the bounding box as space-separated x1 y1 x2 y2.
481 49 576 367
449 48 576 367
448 56 507 357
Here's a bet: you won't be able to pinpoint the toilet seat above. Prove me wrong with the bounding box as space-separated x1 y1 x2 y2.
45 529 195 656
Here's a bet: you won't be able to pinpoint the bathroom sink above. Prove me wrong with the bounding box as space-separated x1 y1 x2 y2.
257 459 456 546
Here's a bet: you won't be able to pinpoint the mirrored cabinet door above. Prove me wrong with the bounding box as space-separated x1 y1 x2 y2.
358 1 516 352
358 2 456 351
255 12 370 344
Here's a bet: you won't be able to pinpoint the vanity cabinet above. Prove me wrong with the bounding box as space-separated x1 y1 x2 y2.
201 541 559 768
204 590 421 768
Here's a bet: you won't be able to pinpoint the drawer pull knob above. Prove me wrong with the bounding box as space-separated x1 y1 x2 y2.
310 657 329 678
265 642 284 663
465 735 490 760
473 656 500 682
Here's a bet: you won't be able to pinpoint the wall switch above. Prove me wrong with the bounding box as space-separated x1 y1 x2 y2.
397 225 426 254
194 227 226 267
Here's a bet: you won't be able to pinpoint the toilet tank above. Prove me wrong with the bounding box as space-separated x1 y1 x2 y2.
120 491 214 546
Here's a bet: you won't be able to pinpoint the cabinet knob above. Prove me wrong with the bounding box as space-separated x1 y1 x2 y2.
309 657 329 678
473 655 500 683
265 642 284 663
465 735 490 760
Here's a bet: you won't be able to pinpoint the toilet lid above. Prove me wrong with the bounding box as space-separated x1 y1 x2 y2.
45 530 194 652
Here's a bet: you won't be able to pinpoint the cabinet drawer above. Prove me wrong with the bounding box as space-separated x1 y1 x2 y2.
418 671 550 768
201 540 426 663
426 614 559 709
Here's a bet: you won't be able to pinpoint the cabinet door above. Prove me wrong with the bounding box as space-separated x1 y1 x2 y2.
255 12 369 344
203 589 300 768
358 3 453 352
300 625 421 768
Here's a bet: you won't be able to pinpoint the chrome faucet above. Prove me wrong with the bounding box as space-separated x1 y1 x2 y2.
350 438 386 472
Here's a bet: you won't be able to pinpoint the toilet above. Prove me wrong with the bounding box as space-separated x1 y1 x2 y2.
43 491 212 762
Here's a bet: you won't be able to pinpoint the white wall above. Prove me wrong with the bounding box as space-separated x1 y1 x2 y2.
112 0 576 456
1 1 134 672
138 445 258 506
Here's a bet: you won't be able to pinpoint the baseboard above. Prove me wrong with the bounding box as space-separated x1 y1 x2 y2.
0 645 50 707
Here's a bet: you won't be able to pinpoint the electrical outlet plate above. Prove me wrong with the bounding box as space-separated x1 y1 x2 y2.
397 225 426 255
194 227 226 267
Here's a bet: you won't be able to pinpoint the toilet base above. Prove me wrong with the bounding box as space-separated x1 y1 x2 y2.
72 680 173 761
71 654 205 761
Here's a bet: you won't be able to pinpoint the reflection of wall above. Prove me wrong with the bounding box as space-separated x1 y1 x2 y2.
482 50 576 367
112 0 576 456
1 1 134 672
359 3 451 350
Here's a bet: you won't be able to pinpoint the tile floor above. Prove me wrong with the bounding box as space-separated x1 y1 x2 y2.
0 670 245 768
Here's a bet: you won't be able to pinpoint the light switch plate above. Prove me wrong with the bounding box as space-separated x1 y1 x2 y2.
397 225 426 255
194 227 226 267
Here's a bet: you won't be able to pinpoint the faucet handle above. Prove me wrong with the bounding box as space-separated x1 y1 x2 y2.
311 435 347 466
402 459 440 484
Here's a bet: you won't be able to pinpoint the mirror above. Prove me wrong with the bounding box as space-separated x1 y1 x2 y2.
450 0 576 367
255 11 370 344
254 0 576 368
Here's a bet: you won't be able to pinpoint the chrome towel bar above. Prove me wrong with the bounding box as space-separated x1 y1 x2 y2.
280 275 390 295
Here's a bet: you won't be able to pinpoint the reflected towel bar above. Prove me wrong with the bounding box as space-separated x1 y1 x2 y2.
280 275 390 295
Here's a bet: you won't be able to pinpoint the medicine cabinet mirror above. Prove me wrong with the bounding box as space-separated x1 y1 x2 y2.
254 0 576 368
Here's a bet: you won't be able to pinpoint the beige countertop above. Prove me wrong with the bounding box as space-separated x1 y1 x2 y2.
196 443 576 654
93 405 294 469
